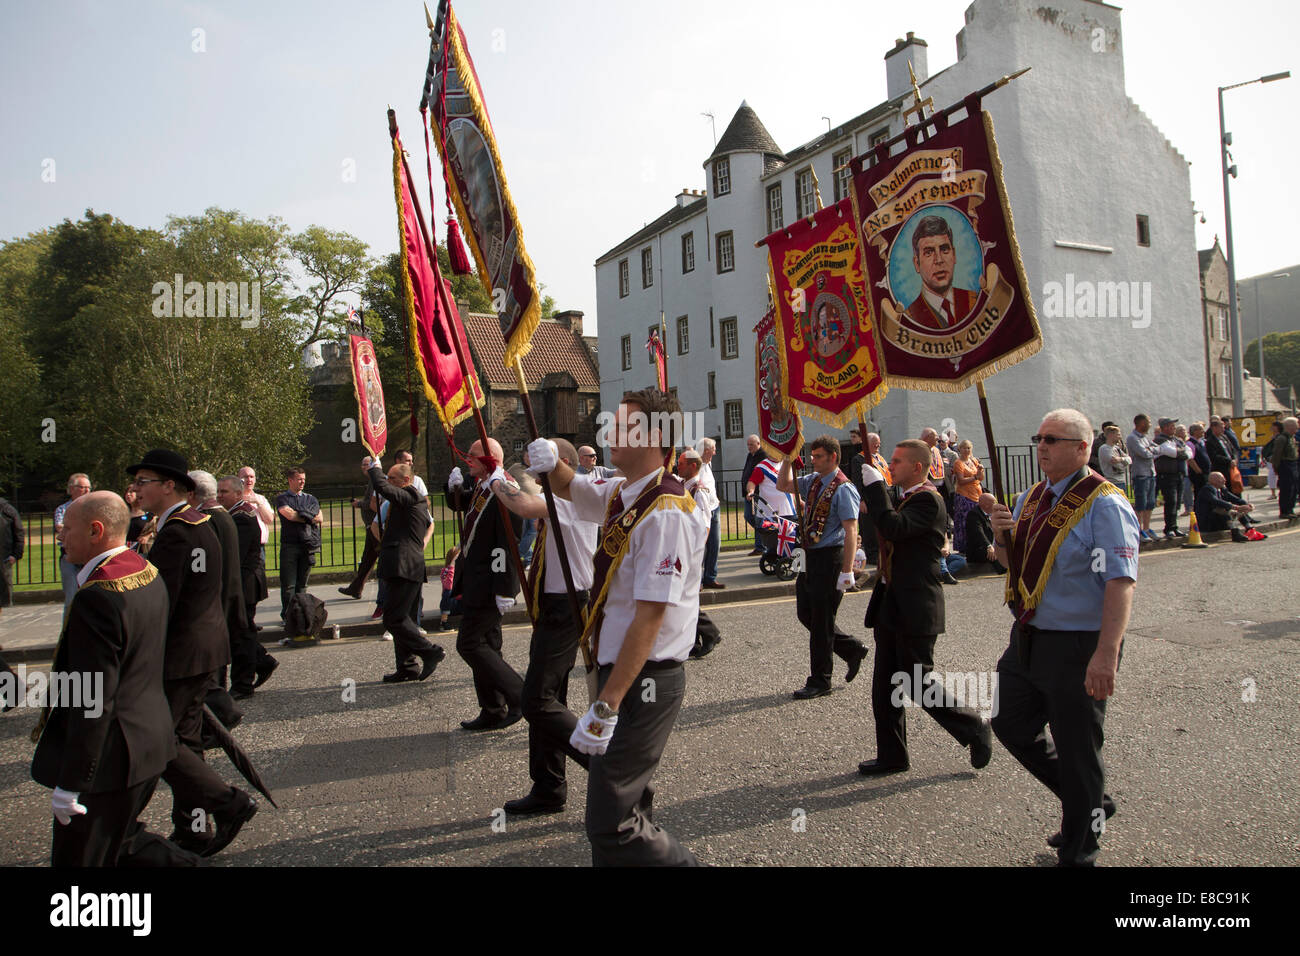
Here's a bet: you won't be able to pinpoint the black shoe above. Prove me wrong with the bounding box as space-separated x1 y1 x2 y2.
417 646 446 681
858 758 909 776
844 644 868 683
338 587 361 599
1047 795 1116 848
747 548 764 556
460 710 522 731
382 670 421 683
203 794 258 857
990 562 1008 574
792 684 832 700
231 686 254 701
1231 528 1249 542
969 720 993 769
941 573 960 585
690 637 721 659
167 828 213 855
253 657 279 689
503 793 566 815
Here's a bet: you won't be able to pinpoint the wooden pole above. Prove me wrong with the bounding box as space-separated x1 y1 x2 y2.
976 379 1018 583
390 108 532 619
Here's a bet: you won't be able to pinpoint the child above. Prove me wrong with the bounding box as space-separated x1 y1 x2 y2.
438 546 461 630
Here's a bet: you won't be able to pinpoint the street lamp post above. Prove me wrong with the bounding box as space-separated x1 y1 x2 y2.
1219 70 1291 418
1253 272 1291 411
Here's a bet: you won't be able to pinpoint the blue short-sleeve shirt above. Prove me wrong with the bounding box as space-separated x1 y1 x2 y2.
797 473 861 550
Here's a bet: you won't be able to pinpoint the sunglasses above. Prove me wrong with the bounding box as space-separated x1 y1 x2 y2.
1030 434 1084 446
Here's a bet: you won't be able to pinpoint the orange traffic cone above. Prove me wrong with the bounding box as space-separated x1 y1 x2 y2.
1182 510 1209 548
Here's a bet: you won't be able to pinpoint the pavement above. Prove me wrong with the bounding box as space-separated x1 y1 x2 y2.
1 487 1296 866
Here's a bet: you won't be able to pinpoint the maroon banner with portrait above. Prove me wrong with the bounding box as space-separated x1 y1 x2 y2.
849 108 1042 391
753 308 803 460
348 334 388 458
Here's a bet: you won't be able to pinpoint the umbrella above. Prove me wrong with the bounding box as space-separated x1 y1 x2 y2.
202 704 279 809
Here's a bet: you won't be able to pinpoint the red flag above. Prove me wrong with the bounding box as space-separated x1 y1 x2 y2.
646 328 667 392
348 333 388 458
753 308 804 460
392 123 484 432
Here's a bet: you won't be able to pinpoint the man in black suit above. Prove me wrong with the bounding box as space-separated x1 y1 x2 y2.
857 438 993 775
30 492 187 866
217 476 277 696
1203 417 1236 483
445 437 524 730
962 492 1007 573
126 449 256 858
188 470 246 727
1195 472 1258 537
370 459 445 683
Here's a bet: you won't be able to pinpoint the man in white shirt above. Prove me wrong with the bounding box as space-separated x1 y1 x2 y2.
678 448 722 658
487 438 599 815
696 437 724 589
528 388 703 866
237 466 275 548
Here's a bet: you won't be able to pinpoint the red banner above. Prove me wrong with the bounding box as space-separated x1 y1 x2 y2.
849 109 1042 391
348 334 388 458
759 198 888 428
392 124 484 432
753 308 803 460
646 328 667 392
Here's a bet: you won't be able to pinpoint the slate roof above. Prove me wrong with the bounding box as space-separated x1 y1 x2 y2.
462 312 600 390
594 196 706 266
708 100 786 162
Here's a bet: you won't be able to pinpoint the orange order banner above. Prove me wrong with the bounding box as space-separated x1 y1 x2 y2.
348 334 388 458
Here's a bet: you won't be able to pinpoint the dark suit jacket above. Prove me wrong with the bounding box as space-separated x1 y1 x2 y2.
31 553 175 792
1204 432 1235 475
230 508 268 604
904 286 978 331
201 505 246 638
148 506 230 680
370 466 430 583
451 480 523 608
964 506 996 563
0 498 23 562
1195 484 1245 533
863 482 946 636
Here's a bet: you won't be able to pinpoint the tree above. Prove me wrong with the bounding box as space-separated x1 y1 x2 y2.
1244 331 1300 399
0 232 53 495
288 226 373 351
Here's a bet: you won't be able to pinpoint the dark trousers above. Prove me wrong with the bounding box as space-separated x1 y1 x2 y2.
523 592 591 801
587 662 698 866
384 576 436 674
1280 460 1299 517
342 531 381 595
992 624 1111 867
279 542 311 618
870 625 985 765
231 608 273 693
703 507 720 584
160 673 242 836
796 546 864 690
744 498 759 548
456 604 522 719
52 777 160 867
1157 473 1182 532
858 508 879 562
695 611 721 654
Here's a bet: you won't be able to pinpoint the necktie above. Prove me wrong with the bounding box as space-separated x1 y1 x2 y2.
941 299 955 326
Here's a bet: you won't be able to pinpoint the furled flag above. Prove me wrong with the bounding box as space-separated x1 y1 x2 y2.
424 0 540 370
348 333 388 458
848 106 1042 391
646 328 667 392
758 197 889 428
391 120 484 432
753 308 803 460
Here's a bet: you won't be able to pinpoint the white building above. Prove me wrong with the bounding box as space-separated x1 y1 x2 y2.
594 0 1204 475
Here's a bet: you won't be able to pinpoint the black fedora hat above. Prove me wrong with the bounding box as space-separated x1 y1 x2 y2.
127 448 195 491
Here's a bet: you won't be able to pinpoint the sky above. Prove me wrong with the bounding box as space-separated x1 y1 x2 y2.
2 0 1297 335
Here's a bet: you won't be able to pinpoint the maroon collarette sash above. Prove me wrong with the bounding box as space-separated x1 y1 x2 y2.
1005 468 1116 622
580 469 693 663
526 518 547 621
878 481 939 586
802 469 850 548
458 480 494 553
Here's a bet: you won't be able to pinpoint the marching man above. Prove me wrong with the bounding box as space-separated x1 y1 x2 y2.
527 389 703 866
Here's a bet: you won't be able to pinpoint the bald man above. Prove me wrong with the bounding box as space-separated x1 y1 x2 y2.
30 493 192 866
445 438 525 730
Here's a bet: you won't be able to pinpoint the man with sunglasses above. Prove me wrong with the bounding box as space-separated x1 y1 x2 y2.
988 410 1139 866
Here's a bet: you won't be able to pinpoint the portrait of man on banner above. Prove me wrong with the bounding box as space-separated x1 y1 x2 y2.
754 308 802 459
898 211 982 332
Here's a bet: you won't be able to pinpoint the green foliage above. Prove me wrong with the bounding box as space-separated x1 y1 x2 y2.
1244 330 1300 399
288 226 373 350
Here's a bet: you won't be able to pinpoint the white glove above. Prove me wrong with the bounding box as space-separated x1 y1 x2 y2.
570 704 619 755
860 464 884 487
52 787 87 826
494 595 515 615
448 466 464 490
526 438 559 475
484 466 507 488
837 572 855 591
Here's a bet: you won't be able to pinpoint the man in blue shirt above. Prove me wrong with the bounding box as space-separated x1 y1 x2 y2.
990 408 1139 866
778 436 867 699
274 467 321 620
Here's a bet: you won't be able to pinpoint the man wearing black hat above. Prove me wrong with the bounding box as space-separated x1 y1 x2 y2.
1152 418 1189 539
126 449 256 858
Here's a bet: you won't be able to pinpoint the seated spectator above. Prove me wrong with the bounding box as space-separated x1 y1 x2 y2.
961 492 1007 574
1195 472 1264 541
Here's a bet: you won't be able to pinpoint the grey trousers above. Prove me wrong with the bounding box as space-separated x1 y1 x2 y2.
586 662 698 867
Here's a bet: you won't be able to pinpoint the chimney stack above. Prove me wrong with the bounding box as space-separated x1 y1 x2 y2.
884 31 928 101
552 310 584 336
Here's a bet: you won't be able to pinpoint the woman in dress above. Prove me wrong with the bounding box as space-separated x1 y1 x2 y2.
950 440 984 554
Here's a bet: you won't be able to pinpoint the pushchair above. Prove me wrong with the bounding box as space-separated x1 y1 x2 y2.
753 495 798 580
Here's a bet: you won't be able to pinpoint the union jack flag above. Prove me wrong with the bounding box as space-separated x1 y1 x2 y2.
775 516 798 557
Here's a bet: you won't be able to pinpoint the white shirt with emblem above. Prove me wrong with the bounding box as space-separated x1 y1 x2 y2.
541 495 598 594
568 469 704 665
